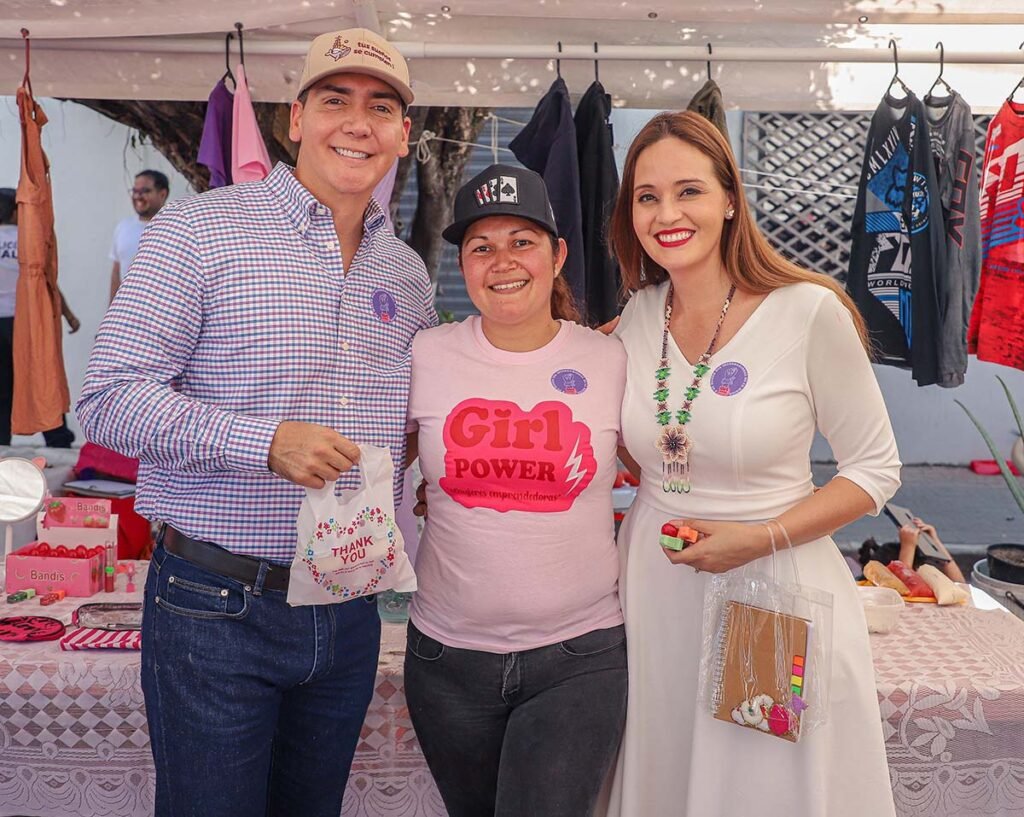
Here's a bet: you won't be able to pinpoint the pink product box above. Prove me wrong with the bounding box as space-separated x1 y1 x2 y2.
5 546 103 597
36 511 119 551
43 497 112 529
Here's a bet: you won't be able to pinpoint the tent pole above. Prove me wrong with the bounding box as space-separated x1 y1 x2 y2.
2 37 1024 65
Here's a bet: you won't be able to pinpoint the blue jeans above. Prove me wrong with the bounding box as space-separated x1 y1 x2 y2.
141 543 381 817
405 621 628 817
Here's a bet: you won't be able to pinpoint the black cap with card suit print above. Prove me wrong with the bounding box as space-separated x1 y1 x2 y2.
442 163 560 245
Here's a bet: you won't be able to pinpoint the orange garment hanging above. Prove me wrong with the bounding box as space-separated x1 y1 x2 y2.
11 83 69 434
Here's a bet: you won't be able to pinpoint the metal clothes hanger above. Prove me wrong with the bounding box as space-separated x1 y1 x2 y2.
20 28 31 94
886 39 911 98
924 42 954 102
234 22 245 68
1008 41 1024 102
222 32 236 89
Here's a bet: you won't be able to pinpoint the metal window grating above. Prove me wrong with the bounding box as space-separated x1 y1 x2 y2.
741 111 992 285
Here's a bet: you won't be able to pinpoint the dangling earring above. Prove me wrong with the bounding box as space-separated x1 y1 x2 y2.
725 207 735 220
640 255 648 282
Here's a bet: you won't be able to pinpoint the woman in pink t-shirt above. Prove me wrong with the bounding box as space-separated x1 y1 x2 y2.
404 164 627 817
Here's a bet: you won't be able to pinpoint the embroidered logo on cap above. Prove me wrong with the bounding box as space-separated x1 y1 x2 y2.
474 175 520 207
551 369 587 395
371 289 397 323
710 362 748 396
325 36 352 61
475 179 497 206
499 176 518 203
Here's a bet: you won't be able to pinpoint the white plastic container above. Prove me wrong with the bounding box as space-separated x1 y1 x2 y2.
858 585 904 634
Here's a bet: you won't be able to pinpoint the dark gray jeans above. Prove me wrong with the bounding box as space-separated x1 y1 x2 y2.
404 621 628 817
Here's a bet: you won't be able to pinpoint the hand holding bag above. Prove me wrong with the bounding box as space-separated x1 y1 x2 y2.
288 444 416 606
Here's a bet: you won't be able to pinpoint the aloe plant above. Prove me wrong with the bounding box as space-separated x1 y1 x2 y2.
956 375 1024 514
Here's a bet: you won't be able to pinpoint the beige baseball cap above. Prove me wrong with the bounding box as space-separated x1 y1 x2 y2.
298 28 414 106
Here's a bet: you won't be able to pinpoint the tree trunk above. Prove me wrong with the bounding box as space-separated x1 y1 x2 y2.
71 99 490 280
406 107 490 281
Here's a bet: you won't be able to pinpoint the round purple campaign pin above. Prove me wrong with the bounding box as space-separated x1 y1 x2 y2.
710 362 748 397
551 368 588 395
371 289 397 323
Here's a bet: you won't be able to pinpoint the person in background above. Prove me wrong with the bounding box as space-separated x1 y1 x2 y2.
77 28 433 817
108 170 169 303
405 164 627 817
0 187 79 448
858 516 966 583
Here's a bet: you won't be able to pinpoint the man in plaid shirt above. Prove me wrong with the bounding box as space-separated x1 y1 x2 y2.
78 28 435 817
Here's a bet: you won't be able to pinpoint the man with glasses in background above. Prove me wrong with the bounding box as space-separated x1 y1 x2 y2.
108 170 169 303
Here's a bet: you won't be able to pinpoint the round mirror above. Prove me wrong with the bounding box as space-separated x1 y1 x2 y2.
0 457 47 523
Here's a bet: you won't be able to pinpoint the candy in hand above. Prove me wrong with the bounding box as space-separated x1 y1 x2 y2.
659 522 700 552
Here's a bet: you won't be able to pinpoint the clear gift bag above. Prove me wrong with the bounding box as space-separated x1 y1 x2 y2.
697 522 834 742
288 444 416 607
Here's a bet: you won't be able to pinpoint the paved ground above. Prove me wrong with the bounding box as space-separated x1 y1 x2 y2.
817 463 1023 578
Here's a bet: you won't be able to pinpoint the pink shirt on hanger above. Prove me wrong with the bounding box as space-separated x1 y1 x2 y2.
231 64 272 183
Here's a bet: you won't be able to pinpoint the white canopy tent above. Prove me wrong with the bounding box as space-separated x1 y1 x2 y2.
0 0 1022 112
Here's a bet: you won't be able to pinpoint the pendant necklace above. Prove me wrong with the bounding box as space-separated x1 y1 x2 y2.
654 282 736 493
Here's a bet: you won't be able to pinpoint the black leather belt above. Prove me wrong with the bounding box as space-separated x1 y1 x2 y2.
162 526 290 592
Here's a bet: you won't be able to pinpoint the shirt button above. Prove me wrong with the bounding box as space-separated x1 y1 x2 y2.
341 341 350 352
325 241 336 250
340 397 350 407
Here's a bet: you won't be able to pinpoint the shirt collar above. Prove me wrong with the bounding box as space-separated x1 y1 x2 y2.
265 162 389 238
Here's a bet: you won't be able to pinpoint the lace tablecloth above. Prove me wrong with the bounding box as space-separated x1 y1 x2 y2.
4 564 1022 817
871 603 1024 817
0 564 444 817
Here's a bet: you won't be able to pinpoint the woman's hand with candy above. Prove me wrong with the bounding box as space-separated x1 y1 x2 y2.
660 518 772 573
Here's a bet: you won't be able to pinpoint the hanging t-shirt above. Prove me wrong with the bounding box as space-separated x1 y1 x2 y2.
925 90 981 387
231 64 272 184
847 91 946 387
406 317 625 653
198 79 234 189
686 78 730 142
967 100 1024 370
509 78 587 318
109 217 146 274
0 224 17 318
574 80 621 327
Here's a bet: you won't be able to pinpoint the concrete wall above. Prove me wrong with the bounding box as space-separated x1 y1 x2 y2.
0 97 191 446
1 99 1020 465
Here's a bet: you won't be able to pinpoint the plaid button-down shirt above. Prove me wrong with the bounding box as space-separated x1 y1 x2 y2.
78 163 437 560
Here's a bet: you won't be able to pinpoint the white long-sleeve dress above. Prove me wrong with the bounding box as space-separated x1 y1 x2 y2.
606 281 900 817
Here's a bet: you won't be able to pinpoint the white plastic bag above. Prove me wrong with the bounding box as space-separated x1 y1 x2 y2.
288 444 416 606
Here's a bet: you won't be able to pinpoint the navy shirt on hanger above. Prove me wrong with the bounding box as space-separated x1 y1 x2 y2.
847 91 946 387
574 80 621 326
510 78 587 316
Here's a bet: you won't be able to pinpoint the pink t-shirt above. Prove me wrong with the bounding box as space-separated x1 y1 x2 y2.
407 317 625 653
231 64 272 184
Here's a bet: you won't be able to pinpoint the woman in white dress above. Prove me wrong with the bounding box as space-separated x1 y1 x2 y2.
604 111 900 816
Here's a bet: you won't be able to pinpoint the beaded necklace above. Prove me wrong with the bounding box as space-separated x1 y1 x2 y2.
655 283 736 493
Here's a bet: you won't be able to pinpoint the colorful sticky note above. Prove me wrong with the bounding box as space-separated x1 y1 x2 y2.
792 664 804 677
793 655 805 667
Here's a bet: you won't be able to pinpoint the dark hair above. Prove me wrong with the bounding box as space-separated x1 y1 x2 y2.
0 188 14 224
547 234 580 322
137 170 169 192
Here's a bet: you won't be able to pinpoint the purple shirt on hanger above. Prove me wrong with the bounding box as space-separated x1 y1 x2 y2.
198 79 234 188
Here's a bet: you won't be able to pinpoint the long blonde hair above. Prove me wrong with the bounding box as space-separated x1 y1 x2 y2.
608 111 869 351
